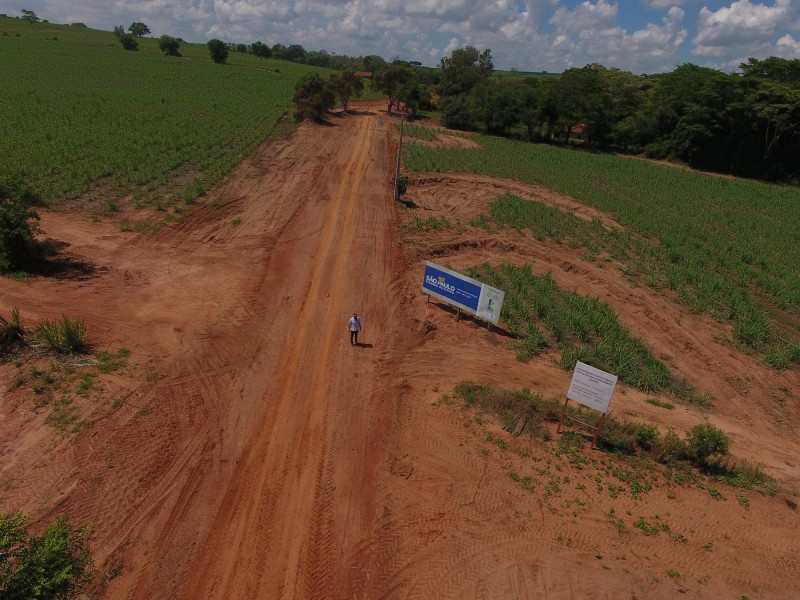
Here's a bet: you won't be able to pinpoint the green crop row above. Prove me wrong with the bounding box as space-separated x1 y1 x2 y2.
0 19 323 207
466 262 689 394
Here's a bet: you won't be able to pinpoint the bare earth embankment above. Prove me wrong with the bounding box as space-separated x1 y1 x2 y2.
1 103 799 599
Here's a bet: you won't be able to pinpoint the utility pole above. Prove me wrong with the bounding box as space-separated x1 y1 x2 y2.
394 111 405 202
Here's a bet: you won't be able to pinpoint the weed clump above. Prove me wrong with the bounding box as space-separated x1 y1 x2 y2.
33 315 88 353
451 380 775 494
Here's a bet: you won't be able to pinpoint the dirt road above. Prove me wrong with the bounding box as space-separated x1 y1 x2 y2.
127 111 401 598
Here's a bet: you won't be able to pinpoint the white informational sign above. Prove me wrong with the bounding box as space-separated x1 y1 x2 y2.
566 361 618 414
476 285 504 325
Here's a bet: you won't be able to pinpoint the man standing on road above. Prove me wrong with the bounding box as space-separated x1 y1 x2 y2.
349 313 362 346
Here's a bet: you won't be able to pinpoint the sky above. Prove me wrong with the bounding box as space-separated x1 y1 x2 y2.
2 0 799 74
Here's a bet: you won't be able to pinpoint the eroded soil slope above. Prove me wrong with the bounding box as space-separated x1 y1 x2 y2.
1 105 799 599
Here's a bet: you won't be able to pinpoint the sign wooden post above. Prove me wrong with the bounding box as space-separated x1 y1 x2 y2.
558 362 618 448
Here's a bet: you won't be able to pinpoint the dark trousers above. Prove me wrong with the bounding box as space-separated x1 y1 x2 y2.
350 330 358 345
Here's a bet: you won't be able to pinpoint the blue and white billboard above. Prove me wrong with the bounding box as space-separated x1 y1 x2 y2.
422 261 504 325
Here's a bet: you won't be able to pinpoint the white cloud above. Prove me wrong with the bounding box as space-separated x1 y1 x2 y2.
775 33 800 57
693 0 793 57
550 0 618 34
546 2 686 72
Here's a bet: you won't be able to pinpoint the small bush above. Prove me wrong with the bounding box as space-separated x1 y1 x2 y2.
685 423 730 467
1 178 43 273
0 511 92 598
119 33 138 51
158 35 181 57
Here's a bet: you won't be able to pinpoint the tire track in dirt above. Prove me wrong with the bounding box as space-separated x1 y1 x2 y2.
165 114 392 599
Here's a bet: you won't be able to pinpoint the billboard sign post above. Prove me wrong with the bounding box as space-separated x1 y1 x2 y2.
558 361 618 447
422 261 504 327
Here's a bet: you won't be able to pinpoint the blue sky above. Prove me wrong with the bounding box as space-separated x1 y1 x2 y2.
2 1 798 74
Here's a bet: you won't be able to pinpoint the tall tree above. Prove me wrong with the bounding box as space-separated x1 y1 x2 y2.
438 46 493 97
19 9 40 28
207 39 228 64
373 63 412 113
251 41 271 59
330 69 364 111
293 73 336 121
128 22 150 37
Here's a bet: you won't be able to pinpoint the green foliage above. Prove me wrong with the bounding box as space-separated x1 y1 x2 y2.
0 178 43 273
19 9 40 28
411 214 450 231
0 511 92 599
158 35 181 57
33 315 87 354
293 72 335 121
119 33 138 51
372 63 414 113
329 69 364 110
469 262 672 392
207 38 228 64
96 347 130 373
452 381 774 494
685 423 730 467
128 22 150 37
250 41 271 59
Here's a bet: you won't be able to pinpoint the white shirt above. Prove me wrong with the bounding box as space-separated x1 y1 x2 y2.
349 316 361 331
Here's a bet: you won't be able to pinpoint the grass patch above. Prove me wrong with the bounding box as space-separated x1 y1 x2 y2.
412 214 452 231
467 262 675 393
646 398 675 410
96 347 130 373
32 315 87 353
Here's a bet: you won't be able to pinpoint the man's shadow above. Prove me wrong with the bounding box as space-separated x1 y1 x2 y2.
354 342 373 348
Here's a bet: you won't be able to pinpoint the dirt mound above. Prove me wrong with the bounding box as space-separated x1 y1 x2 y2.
1 103 798 599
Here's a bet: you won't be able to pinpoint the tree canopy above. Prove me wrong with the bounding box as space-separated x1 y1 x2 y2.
293 73 336 122
19 9 39 28
330 69 364 111
426 49 800 181
158 35 181 57
251 41 271 59
207 39 228 64
128 22 150 37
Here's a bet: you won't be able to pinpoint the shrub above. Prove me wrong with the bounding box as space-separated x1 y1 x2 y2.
207 38 228 64
158 35 181 57
292 72 335 122
685 423 730 467
0 511 92 599
0 178 43 273
119 33 138 51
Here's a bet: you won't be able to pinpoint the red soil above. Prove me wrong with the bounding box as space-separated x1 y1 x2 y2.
1 103 799 599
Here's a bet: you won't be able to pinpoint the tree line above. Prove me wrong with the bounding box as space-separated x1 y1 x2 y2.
376 47 800 182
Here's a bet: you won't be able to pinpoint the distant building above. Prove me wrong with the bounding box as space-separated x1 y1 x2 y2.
409 61 422 66
354 71 373 79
